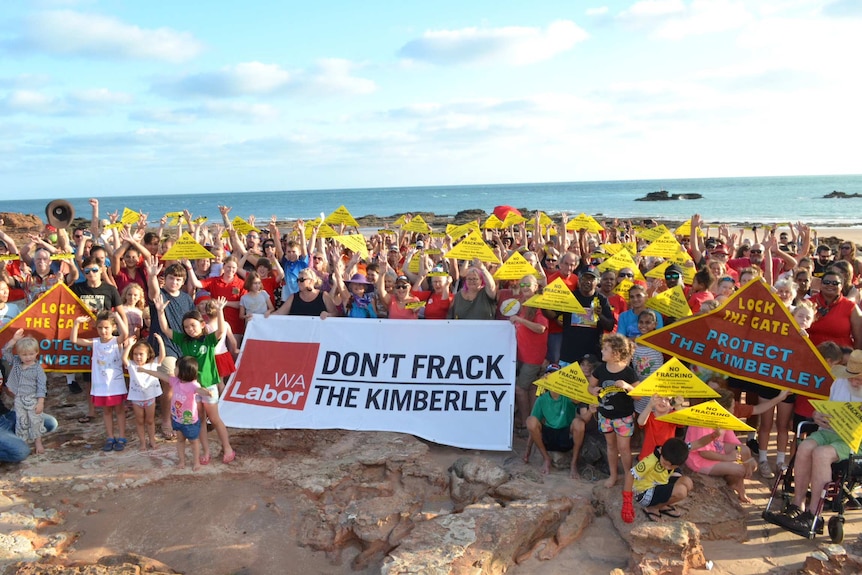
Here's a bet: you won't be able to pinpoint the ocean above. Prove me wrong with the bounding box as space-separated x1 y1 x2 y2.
3 174 862 228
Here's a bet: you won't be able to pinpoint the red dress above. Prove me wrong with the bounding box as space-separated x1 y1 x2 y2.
200 275 247 334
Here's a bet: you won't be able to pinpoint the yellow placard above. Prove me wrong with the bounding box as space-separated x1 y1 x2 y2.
639 224 670 243
483 214 504 230
391 214 408 227
646 285 693 318
639 231 685 259
377 229 397 236
425 248 442 255
49 253 74 260
644 261 696 285
427 271 449 277
305 223 338 240
656 400 755 432
0 254 21 261
493 252 540 280
120 207 140 225
403 214 432 234
810 400 862 452
192 216 208 225
430 232 446 239
536 362 598 405
104 222 125 230
324 205 360 228
160 232 215 260
164 211 183 218
332 234 369 259
167 217 181 226
446 221 479 239
628 357 721 398
596 249 645 281
522 278 586 314
534 212 555 227
613 279 634 303
565 213 603 233
500 212 526 228
444 230 500 264
231 216 258 235
405 301 426 310
674 219 705 237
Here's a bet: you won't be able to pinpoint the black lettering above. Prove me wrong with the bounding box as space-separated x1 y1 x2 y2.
365 387 382 409
466 355 483 379
322 351 341 375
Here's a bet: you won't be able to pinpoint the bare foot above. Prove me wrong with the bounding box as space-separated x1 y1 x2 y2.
192 462 201 471
35 441 45 454
737 493 752 504
570 467 580 480
604 476 618 488
177 459 186 469
522 450 531 464
541 458 551 474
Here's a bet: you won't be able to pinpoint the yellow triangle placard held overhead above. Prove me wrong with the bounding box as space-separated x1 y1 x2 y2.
483 214 504 230
656 400 755 432
332 234 369 260
160 232 215 261
444 230 500 264
646 285 692 318
493 252 541 280
810 400 862 452
231 216 259 235
674 219 705 238
304 223 339 240
596 250 645 282
535 362 598 405
639 224 670 243
324 205 360 228
628 357 721 398
523 278 586 314
402 214 432 234
120 208 141 225
614 279 635 303
392 214 408 227
501 212 527 228
639 231 685 259
446 221 479 240
565 213 604 233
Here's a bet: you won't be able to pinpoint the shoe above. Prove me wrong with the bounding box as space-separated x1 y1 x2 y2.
102 438 116 452
746 438 760 456
782 503 803 519
113 438 127 451
783 510 822 535
222 450 236 464
68 381 84 394
759 460 775 479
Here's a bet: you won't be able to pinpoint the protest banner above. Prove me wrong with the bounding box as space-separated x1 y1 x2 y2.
628 357 720 398
493 252 541 280
523 278 586 314
638 278 832 399
161 232 215 260
402 214 432 234
324 205 360 227
565 213 603 233
810 400 862 452
646 285 692 318
656 400 755 432
444 230 500 264
535 362 598 405
0 283 96 371
220 317 516 450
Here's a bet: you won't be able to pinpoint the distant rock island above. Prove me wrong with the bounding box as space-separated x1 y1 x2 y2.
823 190 862 199
635 190 703 201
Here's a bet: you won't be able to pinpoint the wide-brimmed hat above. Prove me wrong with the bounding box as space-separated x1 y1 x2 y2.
833 350 862 379
346 273 372 285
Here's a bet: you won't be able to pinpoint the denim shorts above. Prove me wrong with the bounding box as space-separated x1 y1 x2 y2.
172 420 201 440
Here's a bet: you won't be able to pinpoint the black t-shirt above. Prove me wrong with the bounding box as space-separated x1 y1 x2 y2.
591 362 637 419
71 282 121 314
559 291 614 363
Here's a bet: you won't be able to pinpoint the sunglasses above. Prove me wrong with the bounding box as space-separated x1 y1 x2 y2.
749 249 763 254
545 258 558 263
665 273 680 279
822 279 842 286
841 246 852 250
518 282 532 287
395 284 410 290
83 267 100 274
618 272 634 278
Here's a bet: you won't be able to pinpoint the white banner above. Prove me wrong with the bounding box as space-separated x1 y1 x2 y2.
220 316 516 450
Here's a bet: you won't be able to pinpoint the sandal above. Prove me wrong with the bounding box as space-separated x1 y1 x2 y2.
199 454 211 466
642 508 661 522
113 438 127 451
222 450 236 464
78 415 93 424
159 428 176 441
102 438 116 452
659 506 682 518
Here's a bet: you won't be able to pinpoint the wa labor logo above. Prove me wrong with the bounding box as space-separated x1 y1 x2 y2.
226 340 317 410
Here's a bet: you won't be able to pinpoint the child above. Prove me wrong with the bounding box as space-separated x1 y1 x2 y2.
122 335 165 451
630 310 664 417
118 284 148 340
2 330 47 454
136 356 209 470
637 394 680 462
199 297 238 395
154 293 236 465
622 437 708 523
685 419 757 503
71 310 129 452
589 333 640 488
239 271 274 323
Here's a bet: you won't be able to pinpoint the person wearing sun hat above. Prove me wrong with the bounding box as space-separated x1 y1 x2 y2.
778 349 862 534
337 272 378 318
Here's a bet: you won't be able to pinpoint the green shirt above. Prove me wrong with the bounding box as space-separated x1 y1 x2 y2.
531 392 578 430
172 332 219 388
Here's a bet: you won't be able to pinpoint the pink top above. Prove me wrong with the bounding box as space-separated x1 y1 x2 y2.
170 377 202 425
388 298 420 320
684 427 740 473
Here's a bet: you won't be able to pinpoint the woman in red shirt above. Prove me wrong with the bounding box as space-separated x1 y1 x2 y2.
191 256 246 339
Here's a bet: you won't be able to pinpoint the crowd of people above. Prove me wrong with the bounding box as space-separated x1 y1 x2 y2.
0 202 860 533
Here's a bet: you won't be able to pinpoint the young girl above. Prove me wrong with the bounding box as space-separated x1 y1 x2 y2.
122 335 165 451
118 284 148 340
136 356 208 470
630 310 664 418
71 311 129 452
588 333 640 488
199 297 238 395
154 293 236 465
2 330 47 454
239 271 274 323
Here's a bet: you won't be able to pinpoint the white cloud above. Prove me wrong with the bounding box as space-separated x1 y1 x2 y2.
586 7 609 16
192 101 279 121
9 10 203 62
129 108 197 125
620 0 686 18
397 20 588 66
156 59 375 99
67 88 133 106
0 90 57 115
0 87 132 116
618 0 753 39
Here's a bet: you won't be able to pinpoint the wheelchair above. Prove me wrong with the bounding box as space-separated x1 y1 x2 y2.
762 421 862 542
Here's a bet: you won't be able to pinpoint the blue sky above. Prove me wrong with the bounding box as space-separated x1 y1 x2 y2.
2 0 861 199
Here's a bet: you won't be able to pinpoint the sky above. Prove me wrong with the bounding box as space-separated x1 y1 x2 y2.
1 0 861 199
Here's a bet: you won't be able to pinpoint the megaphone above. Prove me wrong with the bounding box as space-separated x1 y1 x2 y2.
45 200 75 229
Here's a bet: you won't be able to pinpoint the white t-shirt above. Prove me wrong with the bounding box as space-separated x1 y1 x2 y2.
127 362 164 402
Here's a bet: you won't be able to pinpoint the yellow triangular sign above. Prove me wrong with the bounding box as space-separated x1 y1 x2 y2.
640 224 670 243
493 252 540 280
483 214 504 230
639 231 685 259
628 358 721 398
304 223 338 240
614 279 635 303
809 401 862 452
403 214 432 234
160 232 215 260
646 285 692 318
501 212 527 228
674 219 705 238
523 278 586 314
331 234 369 259
392 215 408 227
444 230 500 264
656 400 755 432
231 216 259 235
596 250 645 281
566 213 604 232
644 261 696 285
535 363 598 405
120 208 140 225
324 205 359 227
446 221 479 239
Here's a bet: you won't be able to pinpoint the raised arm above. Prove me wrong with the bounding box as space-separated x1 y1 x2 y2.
70 316 95 348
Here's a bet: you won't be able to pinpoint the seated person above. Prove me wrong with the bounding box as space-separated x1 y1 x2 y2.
778 351 862 532
622 437 704 523
685 421 757 503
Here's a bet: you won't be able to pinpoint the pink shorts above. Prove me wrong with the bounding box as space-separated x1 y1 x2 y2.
598 414 635 437
92 394 127 407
